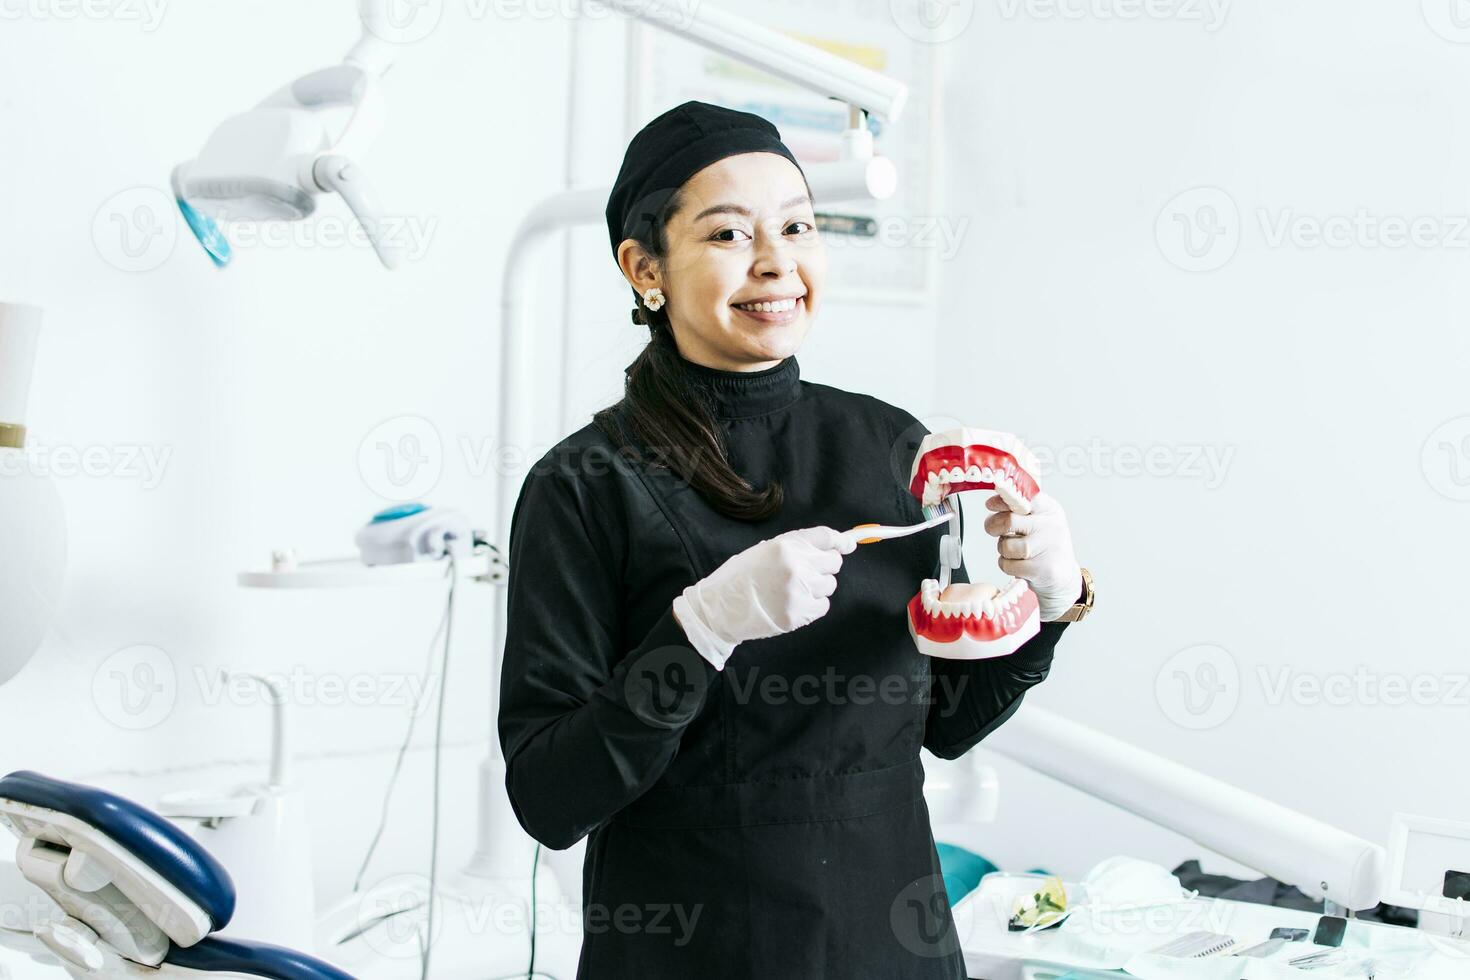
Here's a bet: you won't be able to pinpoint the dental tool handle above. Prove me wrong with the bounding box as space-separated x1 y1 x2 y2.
312 154 404 270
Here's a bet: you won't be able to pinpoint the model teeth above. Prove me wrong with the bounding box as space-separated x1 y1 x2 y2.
921 467 1025 507
920 578 1028 620
735 298 798 313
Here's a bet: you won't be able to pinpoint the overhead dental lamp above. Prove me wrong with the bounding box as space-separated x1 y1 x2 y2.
172 0 906 271
171 28 401 269
0 302 66 686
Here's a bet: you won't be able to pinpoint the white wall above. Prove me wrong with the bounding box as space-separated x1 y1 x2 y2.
937 0 1470 881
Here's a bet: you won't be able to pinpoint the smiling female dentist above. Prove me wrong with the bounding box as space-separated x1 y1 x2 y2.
497 101 1092 979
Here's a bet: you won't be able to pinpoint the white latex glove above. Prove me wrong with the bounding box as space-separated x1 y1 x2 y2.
671 526 856 671
982 490 1083 622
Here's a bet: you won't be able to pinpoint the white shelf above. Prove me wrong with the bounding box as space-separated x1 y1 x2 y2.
237 548 494 589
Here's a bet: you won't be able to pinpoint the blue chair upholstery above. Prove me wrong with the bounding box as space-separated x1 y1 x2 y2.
167 937 355 980
0 770 237 931
0 771 357 979
936 841 997 905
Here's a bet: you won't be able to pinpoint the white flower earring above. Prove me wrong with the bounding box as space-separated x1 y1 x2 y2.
643 287 665 311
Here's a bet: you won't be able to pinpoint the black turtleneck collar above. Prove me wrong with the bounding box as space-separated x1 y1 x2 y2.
675 352 802 420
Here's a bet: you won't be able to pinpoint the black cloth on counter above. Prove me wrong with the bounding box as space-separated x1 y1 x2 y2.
498 351 1070 978
1172 860 1419 927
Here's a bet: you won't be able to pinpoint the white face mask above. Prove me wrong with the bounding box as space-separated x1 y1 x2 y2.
1079 856 1187 910
1030 858 1199 969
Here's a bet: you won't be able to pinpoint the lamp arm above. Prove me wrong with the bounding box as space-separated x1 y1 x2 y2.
984 704 1388 911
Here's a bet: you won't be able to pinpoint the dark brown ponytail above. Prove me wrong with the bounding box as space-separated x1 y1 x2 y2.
592 187 785 523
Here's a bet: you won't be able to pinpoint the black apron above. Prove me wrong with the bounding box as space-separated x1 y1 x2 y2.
498 354 1067 978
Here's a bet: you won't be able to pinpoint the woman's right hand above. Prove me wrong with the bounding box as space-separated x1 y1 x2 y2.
671 526 856 671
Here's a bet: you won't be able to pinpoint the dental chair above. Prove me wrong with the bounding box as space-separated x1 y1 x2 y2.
0 771 354 980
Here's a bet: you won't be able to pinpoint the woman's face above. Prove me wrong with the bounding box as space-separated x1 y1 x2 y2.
620 152 827 372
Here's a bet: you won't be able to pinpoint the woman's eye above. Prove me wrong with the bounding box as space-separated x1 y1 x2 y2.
787 221 814 235
712 228 751 242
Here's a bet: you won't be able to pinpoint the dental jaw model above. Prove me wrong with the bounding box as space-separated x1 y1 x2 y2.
906 428 1042 659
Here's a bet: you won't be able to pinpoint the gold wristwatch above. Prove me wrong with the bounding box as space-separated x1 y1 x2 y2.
1052 567 1094 623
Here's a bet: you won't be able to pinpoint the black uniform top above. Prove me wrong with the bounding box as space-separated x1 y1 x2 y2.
497 351 1069 979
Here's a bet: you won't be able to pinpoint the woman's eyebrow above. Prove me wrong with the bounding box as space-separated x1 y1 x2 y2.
692 194 812 222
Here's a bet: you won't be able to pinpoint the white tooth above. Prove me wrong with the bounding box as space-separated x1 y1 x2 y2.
949 466 966 482
981 599 995 619
738 298 797 312
928 471 940 484
966 465 984 481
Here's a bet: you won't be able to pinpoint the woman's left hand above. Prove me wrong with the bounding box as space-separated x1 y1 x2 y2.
982 491 1082 622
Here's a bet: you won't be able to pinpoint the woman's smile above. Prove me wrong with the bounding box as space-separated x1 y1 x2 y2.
731 294 806 324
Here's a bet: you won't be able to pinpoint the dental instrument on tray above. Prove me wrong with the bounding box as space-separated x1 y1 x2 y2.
1148 931 1237 958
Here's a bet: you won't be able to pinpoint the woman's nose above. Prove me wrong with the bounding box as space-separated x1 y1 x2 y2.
752 231 797 276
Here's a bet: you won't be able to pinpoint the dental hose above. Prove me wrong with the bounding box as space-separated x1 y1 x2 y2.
422 549 457 980
352 566 454 893
527 842 540 978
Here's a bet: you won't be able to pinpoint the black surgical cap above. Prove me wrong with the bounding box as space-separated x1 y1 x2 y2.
604 100 805 260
